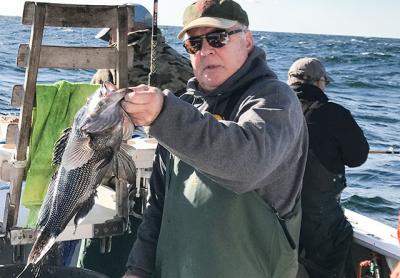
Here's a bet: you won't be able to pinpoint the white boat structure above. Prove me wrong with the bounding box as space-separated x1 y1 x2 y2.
0 1 398 278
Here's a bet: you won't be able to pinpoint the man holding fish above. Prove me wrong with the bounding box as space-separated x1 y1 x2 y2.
121 0 308 277
19 1 308 277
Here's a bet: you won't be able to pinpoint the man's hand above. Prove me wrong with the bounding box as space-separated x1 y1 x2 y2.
121 84 164 126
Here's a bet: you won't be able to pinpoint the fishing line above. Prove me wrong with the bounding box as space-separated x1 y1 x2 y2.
148 0 159 86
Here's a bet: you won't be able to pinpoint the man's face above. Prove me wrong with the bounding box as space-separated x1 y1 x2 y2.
186 26 253 92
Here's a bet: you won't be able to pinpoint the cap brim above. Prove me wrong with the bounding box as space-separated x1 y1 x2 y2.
177 17 238 40
326 74 334 83
95 27 111 41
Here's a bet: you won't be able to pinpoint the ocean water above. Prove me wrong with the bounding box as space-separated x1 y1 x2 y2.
0 16 399 227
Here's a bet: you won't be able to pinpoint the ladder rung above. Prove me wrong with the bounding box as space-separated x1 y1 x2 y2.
17 44 119 69
23 1 118 28
11 85 24 107
6 124 19 145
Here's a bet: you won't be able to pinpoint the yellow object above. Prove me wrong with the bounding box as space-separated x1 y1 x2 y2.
212 114 224 121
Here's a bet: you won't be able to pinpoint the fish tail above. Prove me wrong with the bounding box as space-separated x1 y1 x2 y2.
27 230 56 266
16 263 32 278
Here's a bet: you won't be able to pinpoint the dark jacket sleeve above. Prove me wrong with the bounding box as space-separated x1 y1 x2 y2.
329 103 369 167
125 145 168 277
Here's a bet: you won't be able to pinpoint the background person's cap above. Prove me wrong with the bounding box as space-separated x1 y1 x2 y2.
287 57 333 85
177 0 249 40
95 3 152 41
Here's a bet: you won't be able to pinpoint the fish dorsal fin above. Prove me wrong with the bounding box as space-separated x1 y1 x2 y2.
52 128 72 165
61 135 94 170
113 143 136 185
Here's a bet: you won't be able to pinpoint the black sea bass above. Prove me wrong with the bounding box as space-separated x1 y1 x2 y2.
19 81 136 276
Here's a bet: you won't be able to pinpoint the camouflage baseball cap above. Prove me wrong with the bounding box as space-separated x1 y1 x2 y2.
288 57 333 85
177 0 249 40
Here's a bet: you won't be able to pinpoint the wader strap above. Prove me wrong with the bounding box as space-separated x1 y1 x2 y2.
274 198 301 250
278 218 296 250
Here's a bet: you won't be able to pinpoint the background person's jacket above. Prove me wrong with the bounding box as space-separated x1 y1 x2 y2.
293 83 369 175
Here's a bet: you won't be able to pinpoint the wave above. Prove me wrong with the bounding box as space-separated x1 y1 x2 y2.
343 195 398 227
345 81 381 89
361 51 393 58
325 53 394 64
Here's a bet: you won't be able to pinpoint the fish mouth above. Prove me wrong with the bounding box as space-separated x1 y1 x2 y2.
97 87 133 111
101 88 132 105
80 88 132 134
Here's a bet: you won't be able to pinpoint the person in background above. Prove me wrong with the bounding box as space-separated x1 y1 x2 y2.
78 4 193 278
91 3 193 96
288 57 369 278
121 0 308 277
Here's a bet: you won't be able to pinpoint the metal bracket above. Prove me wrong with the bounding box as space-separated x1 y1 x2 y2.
93 217 126 238
10 227 37 245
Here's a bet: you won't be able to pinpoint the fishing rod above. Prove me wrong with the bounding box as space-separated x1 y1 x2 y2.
148 0 158 86
369 146 399 154
369 150 400 154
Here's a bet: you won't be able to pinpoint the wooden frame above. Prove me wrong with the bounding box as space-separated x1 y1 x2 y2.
3 2 131 248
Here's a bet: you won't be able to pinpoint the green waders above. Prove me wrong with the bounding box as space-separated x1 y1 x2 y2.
153 156 301 278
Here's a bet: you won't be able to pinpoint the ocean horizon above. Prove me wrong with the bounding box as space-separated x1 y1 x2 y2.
0 15 399 228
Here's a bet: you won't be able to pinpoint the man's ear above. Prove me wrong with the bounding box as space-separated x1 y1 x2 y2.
245 31 254 52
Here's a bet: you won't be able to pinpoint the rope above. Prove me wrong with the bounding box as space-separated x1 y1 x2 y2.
148 0 159 86
11 159 27 168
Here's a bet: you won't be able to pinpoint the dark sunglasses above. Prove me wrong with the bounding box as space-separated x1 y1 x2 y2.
183 29 243 54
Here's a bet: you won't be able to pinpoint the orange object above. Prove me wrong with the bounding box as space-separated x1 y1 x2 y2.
358 260 371 278
397 212 400 245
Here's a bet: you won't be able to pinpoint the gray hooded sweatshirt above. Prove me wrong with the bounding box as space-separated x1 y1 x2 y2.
126 46 308 277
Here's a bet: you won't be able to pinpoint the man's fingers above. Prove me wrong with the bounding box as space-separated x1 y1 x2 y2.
123 92 157 106
129 84 149 91
121 100 148 114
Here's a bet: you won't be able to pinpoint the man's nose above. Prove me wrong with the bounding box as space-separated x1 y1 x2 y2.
199 38 214 56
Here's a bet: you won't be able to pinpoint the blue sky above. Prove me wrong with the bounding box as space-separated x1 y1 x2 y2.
2 0 400 39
